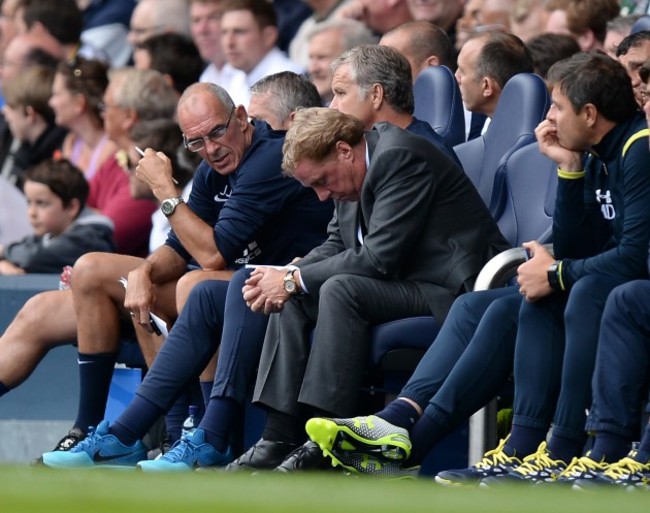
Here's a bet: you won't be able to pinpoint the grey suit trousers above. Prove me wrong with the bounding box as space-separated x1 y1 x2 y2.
253 273 431 417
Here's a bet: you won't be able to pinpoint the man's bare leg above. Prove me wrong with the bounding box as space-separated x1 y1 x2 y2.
0 289 77 390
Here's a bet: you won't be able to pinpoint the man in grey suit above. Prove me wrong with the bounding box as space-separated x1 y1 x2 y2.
232 107 509 472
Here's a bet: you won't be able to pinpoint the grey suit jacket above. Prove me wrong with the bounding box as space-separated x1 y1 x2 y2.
297 122 509 321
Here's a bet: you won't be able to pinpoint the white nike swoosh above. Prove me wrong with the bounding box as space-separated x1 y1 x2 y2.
77 360 92 365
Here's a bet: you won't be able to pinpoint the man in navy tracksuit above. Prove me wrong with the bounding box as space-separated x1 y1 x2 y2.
439 52 650 485
39 82 333 469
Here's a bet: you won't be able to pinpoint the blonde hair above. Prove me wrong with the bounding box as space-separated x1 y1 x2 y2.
282 107 364 175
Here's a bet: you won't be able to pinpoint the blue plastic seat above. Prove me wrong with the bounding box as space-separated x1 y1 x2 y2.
413 65 466 147
454 73 550 218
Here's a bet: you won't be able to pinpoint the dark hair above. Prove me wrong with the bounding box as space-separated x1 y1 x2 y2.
24 47 60 70
250 71 321 122
473 31 534 89
137 33 204 95
19 0 83 45
56 56 109 124
526 33 581 79
547 52 638 122
616 30 650 57
25 158 89 211
220 0 277 29
129 119 195 189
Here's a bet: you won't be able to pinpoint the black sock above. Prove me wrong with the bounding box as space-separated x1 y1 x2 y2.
200 397 242 453
110 394 164 446
376 399 420 430
74 352 117 432
506 424 547 458
406 413 448 466
0 381 10 397
547 433 586 463
262 409 307 445
589 433 630 463
165 386 193 443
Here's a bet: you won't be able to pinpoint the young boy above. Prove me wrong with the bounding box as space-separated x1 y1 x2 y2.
0 158 115 274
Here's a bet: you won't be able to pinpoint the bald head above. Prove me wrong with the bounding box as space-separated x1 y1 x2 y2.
128 0 192 46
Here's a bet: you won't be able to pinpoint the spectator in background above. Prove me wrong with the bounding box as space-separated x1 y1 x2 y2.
306 18 376 105
49 57 117 181
87 67 176 258
289 0 351 68
334 0 412 35
604 15 641 58
544 0 620 52
78 0 137 67
0 32 60 186
380 20 454 81
509 0 549 42
406 0 464 56
2 66 67 190
133 33 205 97
526 32 580 80
248 71 321 130
219 0 303 108
127 0 191 48
190 0 246 91
616 30 650 108
14 0 82 61
455 0 515 51
0 157 114 275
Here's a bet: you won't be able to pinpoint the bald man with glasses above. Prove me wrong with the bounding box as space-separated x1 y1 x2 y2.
39 81 333 467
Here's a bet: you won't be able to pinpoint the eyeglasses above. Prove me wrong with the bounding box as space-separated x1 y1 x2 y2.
183 109 235 153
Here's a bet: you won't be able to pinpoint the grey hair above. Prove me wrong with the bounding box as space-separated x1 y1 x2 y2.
331 44 414 114
250 71 321 123
108 67 178 121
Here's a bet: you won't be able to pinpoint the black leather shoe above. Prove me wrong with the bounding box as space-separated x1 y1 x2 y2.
274 441 333 472
224 438 298 472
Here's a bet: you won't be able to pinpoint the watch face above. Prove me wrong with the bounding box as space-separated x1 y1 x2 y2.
161 198 180 216
161 201 174 216
284 279 296 294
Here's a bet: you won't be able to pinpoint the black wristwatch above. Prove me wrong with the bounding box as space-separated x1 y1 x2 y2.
161 196 184 217
547 262 562 291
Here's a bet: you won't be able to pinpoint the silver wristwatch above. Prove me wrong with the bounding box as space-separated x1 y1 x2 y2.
160 196 184 217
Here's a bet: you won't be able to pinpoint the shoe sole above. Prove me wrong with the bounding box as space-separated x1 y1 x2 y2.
306 418 411 462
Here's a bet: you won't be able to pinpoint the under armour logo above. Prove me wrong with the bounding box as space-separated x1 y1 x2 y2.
595 188 616 220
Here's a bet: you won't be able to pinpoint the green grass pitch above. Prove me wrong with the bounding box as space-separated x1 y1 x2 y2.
0 465 648 513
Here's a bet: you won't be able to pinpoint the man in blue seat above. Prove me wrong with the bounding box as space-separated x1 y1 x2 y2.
225 106 508 473
328 43 460 167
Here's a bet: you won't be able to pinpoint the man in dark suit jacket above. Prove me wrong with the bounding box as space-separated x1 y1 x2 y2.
233 107 509 472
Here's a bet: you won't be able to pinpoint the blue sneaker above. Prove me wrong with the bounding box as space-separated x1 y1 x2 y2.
136 429 232 472
41 420 146 468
